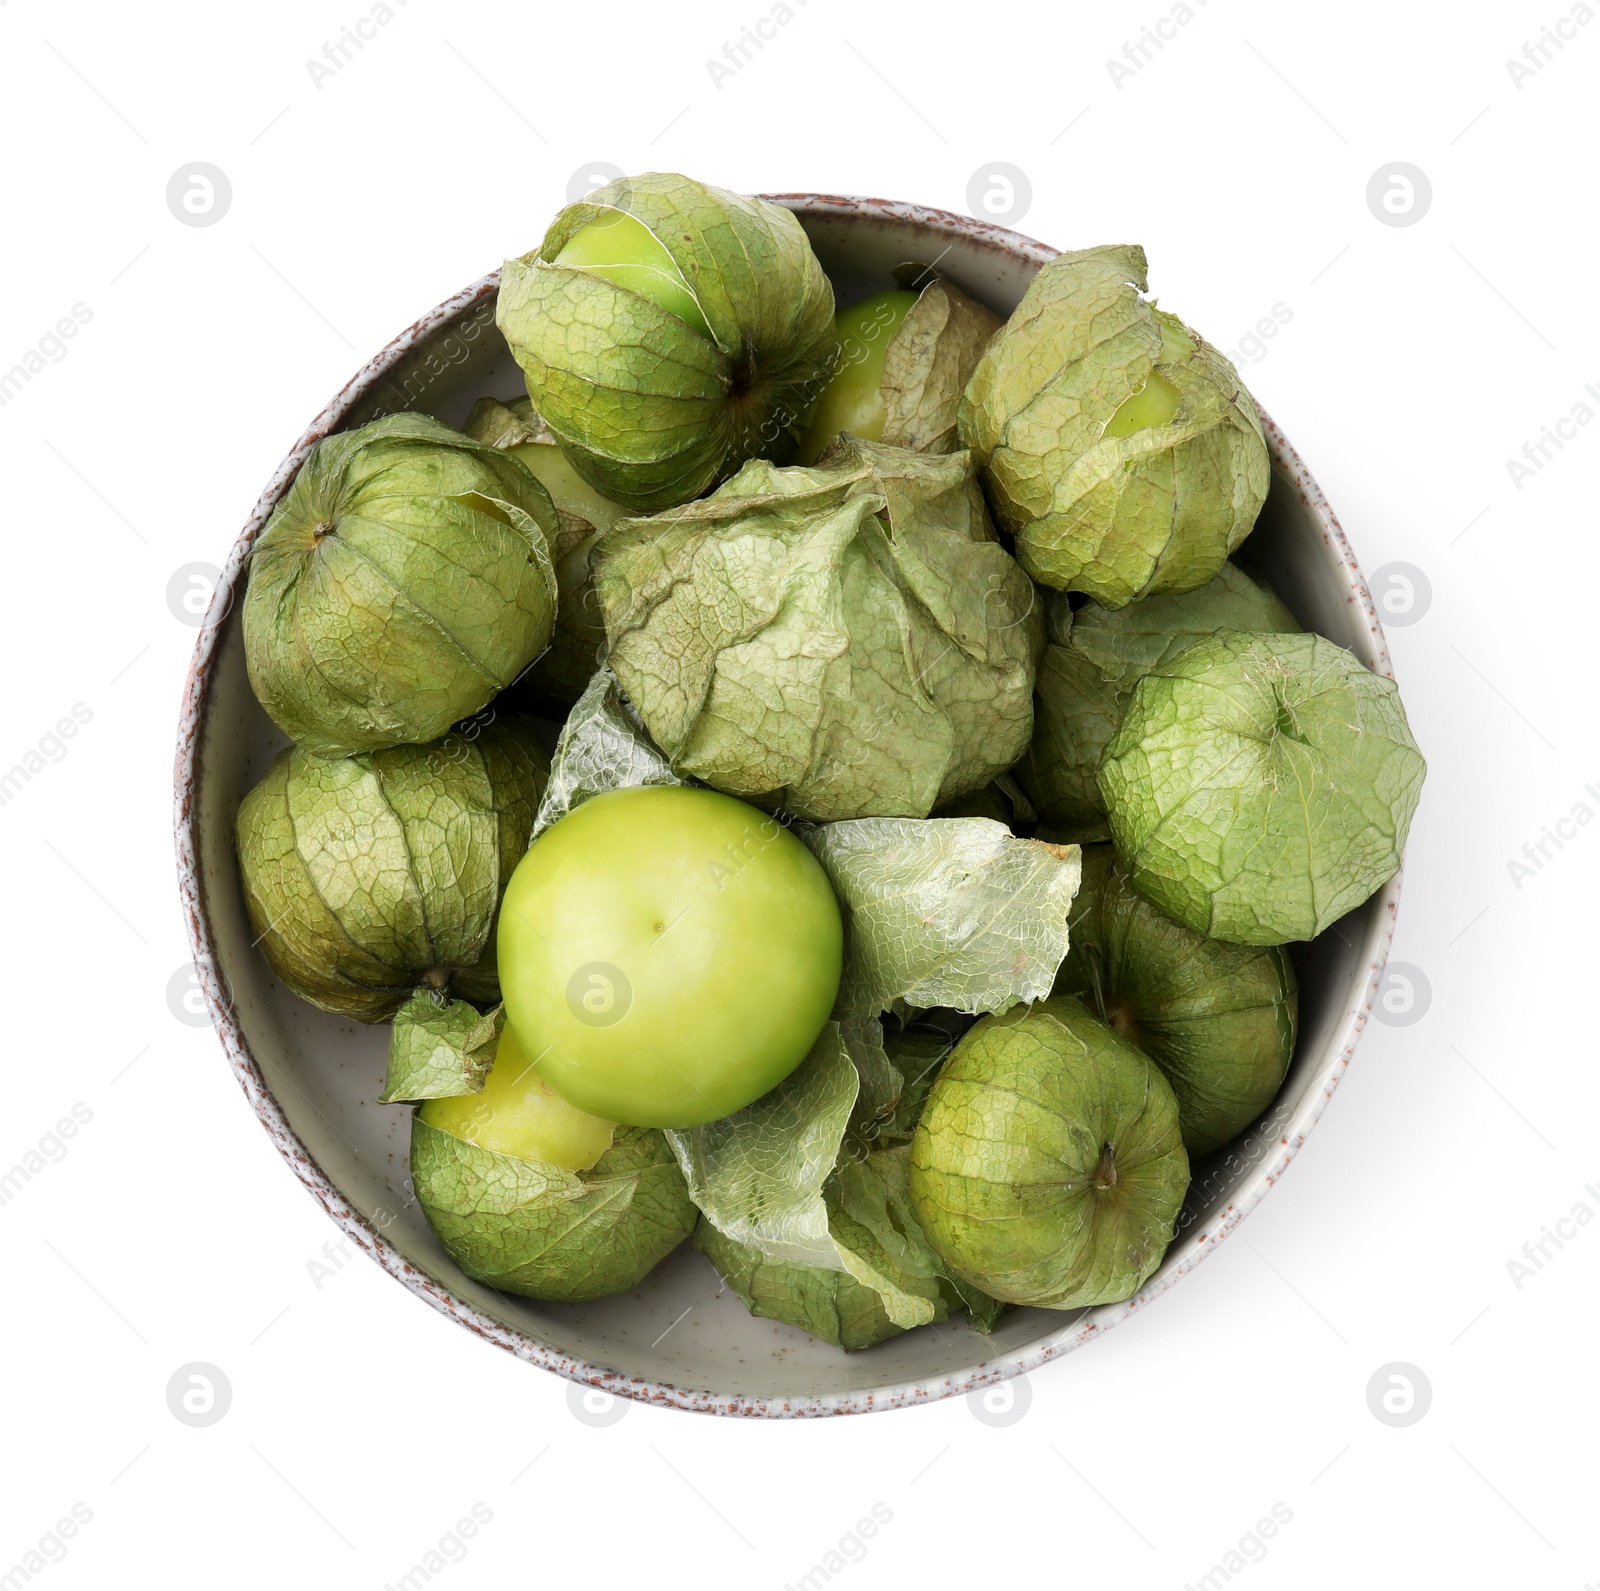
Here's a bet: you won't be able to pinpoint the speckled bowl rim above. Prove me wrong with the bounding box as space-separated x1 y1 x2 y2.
175 193 1402 1418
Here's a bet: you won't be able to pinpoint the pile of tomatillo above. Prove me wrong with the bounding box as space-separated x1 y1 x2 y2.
233 173 1423 1350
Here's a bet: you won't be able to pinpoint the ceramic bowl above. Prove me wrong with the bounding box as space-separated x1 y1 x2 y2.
175 194 1403 1417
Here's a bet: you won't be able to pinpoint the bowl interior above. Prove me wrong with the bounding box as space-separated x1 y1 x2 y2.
181 198 1397 1415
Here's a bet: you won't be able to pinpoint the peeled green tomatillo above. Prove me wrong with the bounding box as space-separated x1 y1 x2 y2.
497 172 837 513
497 785 845 1128
420 1022 616 1172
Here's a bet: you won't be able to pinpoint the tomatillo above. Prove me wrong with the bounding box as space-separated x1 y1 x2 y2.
496 786 844 1128
796 289 919 463
497 172 837 513
553 209 713 340
418 1023 617 1172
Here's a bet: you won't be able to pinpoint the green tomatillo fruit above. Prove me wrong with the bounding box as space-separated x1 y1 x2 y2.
1017 561 1301 841
594 435 1042 820
796 269 1001 464
1099 631 1427 944
419 1020 616 1172
795 289 918 465
959 244 1269 608
242 413 559 757
463 396 630 536
464 396 629 712
234 718 548 1021
496 784 844 1128
497 172 837 513
411 1111 696 1303
552 207 714 340
1053 846 1296 1157
909 996 1189 1309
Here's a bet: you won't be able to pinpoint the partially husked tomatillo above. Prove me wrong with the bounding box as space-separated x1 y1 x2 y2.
959 244 1269 608
796 268 1001 463
497 172 838 512
412 1113 696 1304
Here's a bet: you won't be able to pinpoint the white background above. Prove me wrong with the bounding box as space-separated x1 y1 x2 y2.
1 0 1594 1585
